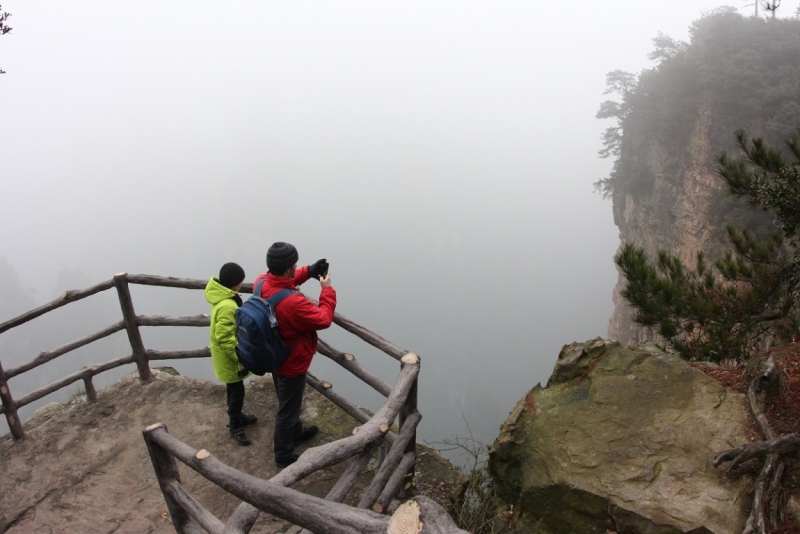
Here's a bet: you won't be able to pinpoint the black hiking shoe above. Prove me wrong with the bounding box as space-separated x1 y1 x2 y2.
242 414 258 426
229 425 251 446
275 454 299 469
296 425 318 443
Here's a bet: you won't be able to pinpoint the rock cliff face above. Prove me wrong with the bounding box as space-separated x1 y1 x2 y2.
607 100 732 345
603 11 800 346
489 338 752 534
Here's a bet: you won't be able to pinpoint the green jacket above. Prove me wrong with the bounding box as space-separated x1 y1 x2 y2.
205 277 250 383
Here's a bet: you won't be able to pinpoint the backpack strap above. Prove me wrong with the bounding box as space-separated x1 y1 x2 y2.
266 288 301 349
252 280 296 306
267 288 298 307
253 279 266 298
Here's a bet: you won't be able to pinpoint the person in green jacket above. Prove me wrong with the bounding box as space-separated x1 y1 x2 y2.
205 262 257 446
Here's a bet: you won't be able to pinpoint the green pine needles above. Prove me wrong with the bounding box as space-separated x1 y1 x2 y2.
617 128 800 363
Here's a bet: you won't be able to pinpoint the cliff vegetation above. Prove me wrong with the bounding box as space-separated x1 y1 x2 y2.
597 8 800 206
602 9 800 347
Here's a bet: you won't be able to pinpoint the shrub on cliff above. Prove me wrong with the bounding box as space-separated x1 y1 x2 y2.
616 127 800 362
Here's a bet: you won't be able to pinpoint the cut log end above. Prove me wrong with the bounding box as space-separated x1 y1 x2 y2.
344 353 355 361
401 353 419 365
60 291 68 299
380 424 390 434
196 449 210 460
322 381 332 389
0 386 7 395
202 313 209 318
145 423 164 432
373 503 383 514
387 500 423 533
8 416 15 425
114 271 127 277
352 427 359 435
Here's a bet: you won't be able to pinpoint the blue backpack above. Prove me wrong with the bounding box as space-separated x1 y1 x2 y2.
234 280 297 376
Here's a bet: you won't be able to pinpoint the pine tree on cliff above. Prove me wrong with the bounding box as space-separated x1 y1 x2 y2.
616 127 800 363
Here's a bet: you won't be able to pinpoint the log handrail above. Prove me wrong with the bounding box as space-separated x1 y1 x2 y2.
145 424 391 534
114 273 153 383
376 452 418 513
13 355 136 409
4 321 126 379
141 424 463 533
325 441 381 503
0 275 407 386
136 314 210 328
330 311 408 361
0 279 116 335
316 339 392 397
270 361 420 488
148 348 212 361
358 410 422 510
164 479 225 534
0 358 22 437
399 353 420 500
142 390 461 533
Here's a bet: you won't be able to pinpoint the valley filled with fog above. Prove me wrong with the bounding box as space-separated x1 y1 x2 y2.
4 1 795 455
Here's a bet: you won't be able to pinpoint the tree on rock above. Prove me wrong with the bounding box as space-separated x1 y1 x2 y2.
616 128 800 363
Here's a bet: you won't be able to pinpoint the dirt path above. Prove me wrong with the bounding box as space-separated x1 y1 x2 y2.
0 369 460 534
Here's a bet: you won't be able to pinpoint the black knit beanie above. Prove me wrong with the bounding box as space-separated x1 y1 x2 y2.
218 262 245 289
267 242 299 274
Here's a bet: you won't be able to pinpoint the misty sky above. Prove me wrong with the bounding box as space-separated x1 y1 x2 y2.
3 1 798 450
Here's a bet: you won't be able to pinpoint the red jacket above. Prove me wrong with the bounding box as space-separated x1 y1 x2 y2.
253 266 337 378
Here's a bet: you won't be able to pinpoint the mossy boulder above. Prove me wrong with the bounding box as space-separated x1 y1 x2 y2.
489 339 751 534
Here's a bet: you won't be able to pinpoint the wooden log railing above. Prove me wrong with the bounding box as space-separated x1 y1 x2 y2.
0 273 224 437
0 275 238 437
140 426 468 534
0 273 449 532
141 353 466 533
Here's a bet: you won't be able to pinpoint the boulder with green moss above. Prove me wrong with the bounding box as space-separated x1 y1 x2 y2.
489 338 751 534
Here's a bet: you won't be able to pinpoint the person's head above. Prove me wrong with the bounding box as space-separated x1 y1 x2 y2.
267 242 299 277
218 262 245 291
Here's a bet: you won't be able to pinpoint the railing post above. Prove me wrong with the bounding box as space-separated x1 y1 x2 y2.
114 272 153 383
83 366 98 402
142 424 197 534
399 353 419 498
0 358 25 439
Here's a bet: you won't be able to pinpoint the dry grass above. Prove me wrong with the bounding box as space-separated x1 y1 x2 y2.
429 410 496 534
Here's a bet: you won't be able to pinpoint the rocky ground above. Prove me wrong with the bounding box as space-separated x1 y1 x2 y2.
0 368 463 534
691 343 800 534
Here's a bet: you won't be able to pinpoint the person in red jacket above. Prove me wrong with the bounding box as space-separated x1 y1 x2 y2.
253 242 336 468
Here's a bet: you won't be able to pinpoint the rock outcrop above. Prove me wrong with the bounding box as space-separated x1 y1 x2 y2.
489 338 752 534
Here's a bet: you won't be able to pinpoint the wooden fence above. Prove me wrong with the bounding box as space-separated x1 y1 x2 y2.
0 273 468 533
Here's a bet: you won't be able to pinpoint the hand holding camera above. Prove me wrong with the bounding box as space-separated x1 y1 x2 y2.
308 258 329 280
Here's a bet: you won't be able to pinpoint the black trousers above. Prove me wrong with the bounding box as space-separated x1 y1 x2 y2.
226 380 245 427
272 372 306 462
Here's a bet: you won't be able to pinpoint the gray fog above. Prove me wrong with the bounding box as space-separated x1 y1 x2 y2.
4 1 796 452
